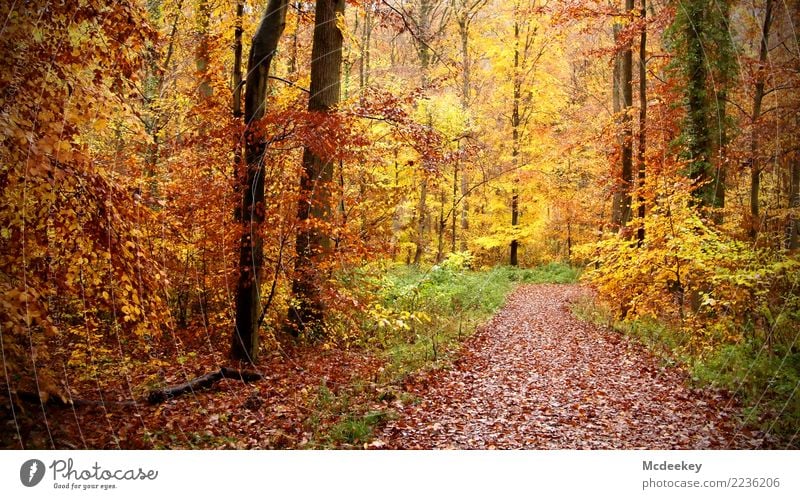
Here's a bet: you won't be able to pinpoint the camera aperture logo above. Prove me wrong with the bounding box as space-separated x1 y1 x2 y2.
20 459 46 487
19 458 159 491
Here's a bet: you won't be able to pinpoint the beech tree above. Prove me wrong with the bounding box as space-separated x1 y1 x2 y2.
611 0 634 229
287 0 346 336
232 0 289 362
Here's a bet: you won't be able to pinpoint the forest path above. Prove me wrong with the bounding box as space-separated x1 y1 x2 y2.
377 284 755 449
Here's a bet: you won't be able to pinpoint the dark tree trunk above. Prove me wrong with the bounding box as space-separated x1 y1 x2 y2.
232 0 289 362
682 0 719 209
621 0 634 226
749 0 773 239
612 0 634 229
510 17 521 267
232 0 244 120
412 0 435 265
790 160 800 250
636 0 647 245
413 177 428 264
288 0 345 336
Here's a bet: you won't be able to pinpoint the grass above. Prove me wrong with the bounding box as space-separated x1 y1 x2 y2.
304 383 394 449
691 342 800 441
571 295 800 447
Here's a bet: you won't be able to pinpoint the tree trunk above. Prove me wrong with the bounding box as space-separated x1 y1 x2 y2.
437 188 446 262
682 0 717 209
413 177 428 264
711 0 733 223
611 21 623 226
455 0 486 253
288 0 345 336
232 0 244 120
412 0 435 265
508 19 522 266
452 159 458 253
458 17 469 250
510 17 521 267
612 0 634 229
790 160 800 250
232 0 289 362
359 1 373 93
749 0 773 240
232 0 244 219
289 1 301 74
636 0 646 245
620 0 634 227
195 0 213 100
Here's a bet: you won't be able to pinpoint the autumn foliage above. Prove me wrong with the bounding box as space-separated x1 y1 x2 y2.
1 0 799 448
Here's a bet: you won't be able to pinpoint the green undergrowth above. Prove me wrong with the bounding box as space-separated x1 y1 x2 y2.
305 257 579 448
571 296 800 448
303 382 395 449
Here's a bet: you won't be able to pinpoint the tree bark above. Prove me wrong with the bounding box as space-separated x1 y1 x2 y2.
510 17 521 266
612 0 634 229
790 160 800 250
288 0 345 336
232 0 244 120
413 176 429 264
681 0 721 210
147 367 263 404
412 0 435 265
636 0 646 245
195 0 213 100
749 0 773 239
455 0 486 253
232 0 289 362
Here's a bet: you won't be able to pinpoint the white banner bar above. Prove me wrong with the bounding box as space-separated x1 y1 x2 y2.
1 450 797 498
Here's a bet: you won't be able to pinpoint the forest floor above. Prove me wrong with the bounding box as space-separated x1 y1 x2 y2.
375 284 762 449
3 284 766 449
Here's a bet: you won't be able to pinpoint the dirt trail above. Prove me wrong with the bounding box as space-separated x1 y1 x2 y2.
378 284 757 449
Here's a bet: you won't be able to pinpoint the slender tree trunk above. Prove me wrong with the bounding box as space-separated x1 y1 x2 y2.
436 189 446 262
359 1 373 93
510 18 521 267
456 3 479 251
611 21 623 226
413 0 434 265
289 1 301 75
790 160 800 250
452 158 458 253
711 1 732 223
231 0 288 362
636 0 646 245
611 0 634 230
195 0 213 100
413 177 428 264
232 0 244 218
749 0 773 239
288 0 345 336
232 1 244 120
620 0 634 227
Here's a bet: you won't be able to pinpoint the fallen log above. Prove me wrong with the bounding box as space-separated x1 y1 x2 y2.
147 367 263 404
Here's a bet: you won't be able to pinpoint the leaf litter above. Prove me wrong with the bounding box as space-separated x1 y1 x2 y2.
376 284 760 449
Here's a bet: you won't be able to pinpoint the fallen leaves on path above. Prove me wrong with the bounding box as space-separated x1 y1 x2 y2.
377 284 759 449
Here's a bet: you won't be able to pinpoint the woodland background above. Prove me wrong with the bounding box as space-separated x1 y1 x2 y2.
1 0 799 448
